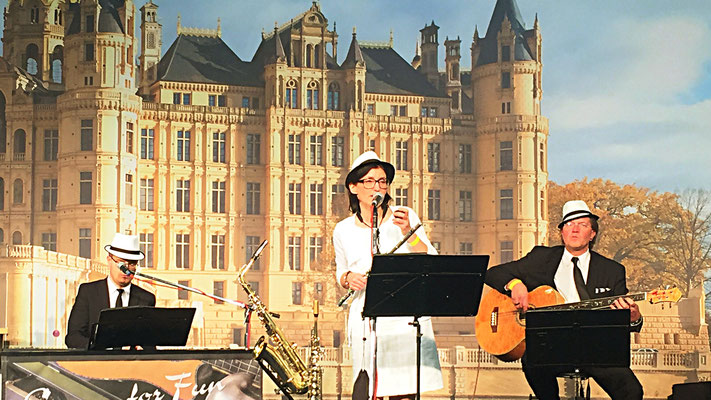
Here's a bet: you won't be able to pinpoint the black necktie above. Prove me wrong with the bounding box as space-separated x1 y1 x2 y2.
115 288 124 308
572 257 590 300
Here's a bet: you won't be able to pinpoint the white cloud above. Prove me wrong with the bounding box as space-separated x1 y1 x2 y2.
547 16 711 130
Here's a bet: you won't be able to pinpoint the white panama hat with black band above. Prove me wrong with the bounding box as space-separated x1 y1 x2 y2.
345 151 395 186
104 233 145 261
558 200 599 229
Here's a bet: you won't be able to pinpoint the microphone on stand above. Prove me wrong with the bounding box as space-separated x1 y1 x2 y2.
371 192 384 207
371 192 383 255
119 264 134 276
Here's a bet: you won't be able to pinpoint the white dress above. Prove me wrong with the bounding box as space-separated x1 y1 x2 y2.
333 206 443 397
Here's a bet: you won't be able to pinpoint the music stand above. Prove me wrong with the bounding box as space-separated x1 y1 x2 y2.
363 254 488 400
526 309 630 399
88 306 196 350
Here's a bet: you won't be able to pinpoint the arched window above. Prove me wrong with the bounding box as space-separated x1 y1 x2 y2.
13 179 23 204
50 46 63 83
12 231 22 245
30 7 39 24
306 45 313 68
0 178 4 210
26 44 40 75
54 9 63 25
314 44 321 68
327 83 340 110
306 81 319 110
13 129 26 161
285 80 298 109
0 91 6 154
147 32 155 49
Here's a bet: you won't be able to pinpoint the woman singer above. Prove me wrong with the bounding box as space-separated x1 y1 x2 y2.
333 151 443 399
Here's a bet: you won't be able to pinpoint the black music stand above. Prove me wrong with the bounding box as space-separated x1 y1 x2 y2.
526 309 630 399
363 254 488 400
88 306 196 350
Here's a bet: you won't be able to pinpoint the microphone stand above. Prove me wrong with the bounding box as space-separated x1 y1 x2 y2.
372 201 380 255
119 240 271 347
337 222 423 307
119 265 249 308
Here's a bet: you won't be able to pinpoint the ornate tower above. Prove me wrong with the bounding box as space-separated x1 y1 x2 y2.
444 36 462 113
471 0 548 262
56 0 141 259
138 0 161 97
3 0 66 87
419 21 439 89
342 28 366 112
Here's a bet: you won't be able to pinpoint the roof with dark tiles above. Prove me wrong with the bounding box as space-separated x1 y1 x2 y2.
157 34 262 87
67 0 126 35
475 0 534 66
98 0 125 33
360 45 446 98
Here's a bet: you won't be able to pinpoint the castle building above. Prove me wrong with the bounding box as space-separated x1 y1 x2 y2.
0 0 547 349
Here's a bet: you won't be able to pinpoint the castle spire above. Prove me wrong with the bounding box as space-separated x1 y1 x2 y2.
342 27 364 67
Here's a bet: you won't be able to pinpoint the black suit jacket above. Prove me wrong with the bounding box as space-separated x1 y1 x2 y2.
485 245 642 332
65 278 156 348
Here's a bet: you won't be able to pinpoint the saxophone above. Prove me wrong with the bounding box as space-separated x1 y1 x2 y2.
307 300 324 400
238 240 310 395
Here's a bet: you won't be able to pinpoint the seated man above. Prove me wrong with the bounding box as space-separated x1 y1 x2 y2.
485 200 643 400
65 233 156 349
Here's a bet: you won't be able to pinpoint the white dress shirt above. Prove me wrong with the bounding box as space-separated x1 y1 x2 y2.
553 249 590 303
106 277 132 308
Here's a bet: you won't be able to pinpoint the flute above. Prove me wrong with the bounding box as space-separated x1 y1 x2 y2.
337 222 423 307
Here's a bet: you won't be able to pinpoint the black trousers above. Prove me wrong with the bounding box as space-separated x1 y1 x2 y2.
522 361 643 400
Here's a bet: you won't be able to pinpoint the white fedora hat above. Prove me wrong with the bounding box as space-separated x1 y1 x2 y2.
558 200 599 229
345 151 395 185
104 233 145 261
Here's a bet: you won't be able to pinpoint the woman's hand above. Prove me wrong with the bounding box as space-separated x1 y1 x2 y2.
393 208 411 235
346 272 368 291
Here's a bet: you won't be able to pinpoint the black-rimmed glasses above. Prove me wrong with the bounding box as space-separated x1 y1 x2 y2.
111 256 138 267
358 178 389 189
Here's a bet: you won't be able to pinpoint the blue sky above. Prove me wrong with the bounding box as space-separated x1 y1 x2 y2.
150 0 711 193
4 0 711 193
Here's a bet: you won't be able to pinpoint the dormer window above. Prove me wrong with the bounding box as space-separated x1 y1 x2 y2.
86 14 94 33
54 9 63 25
501 45 511 62
30 7 40 24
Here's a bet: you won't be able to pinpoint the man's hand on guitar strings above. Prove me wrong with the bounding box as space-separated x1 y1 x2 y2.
511 284 529 311
611 297 641 322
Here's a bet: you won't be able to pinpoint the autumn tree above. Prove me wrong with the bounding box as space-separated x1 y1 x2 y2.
548 179 675 291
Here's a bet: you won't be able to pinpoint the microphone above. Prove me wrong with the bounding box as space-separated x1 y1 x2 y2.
119 263 134 276
371 192 384 207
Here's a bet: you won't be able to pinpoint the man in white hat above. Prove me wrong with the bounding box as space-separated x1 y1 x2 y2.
485 200 643 400
65 233 156 348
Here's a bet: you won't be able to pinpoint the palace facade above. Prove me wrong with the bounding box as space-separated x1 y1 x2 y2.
0 0 548 348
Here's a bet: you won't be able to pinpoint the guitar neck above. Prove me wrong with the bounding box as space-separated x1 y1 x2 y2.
205 358 261 376
540 292 647 311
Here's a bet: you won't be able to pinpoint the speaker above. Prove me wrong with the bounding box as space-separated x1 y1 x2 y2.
671 381 711 399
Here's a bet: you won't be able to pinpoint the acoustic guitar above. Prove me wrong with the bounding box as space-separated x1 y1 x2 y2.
474 285 682 362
